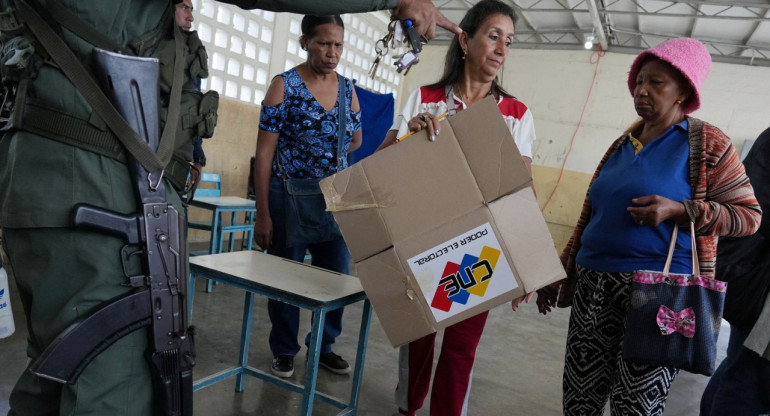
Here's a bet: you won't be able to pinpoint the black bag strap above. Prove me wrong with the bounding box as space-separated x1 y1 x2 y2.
13 0 184 173
336 74 347 171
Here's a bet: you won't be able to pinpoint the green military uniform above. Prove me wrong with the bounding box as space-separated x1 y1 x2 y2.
0 1 400 414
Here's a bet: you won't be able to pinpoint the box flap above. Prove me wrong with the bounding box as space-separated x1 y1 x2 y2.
488 188 566 292
321 164 391 262
449 96 533 201
357 249 436 347
322 119 483 262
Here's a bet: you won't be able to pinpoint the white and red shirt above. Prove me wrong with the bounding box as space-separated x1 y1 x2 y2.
390 85 536 158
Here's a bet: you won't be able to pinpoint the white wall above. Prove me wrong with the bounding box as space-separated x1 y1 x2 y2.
396 46 770 174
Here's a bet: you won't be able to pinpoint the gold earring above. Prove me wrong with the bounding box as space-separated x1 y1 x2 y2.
675 99 683 105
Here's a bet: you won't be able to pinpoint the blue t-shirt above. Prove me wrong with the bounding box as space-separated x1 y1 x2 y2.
258 68 362 179
576 120 693 274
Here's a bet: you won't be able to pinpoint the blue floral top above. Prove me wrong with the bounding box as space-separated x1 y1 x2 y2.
259 68 362 179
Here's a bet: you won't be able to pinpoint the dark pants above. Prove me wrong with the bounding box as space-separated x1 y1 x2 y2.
267 178 351 357
700 325 770 416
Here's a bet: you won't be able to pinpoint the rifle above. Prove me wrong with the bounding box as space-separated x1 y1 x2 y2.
30 48 195 416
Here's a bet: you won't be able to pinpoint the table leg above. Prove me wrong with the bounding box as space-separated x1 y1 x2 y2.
346 300 372 414
302 308 326 415
235 291 255 392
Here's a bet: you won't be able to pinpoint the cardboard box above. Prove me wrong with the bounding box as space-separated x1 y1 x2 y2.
320 97 566 347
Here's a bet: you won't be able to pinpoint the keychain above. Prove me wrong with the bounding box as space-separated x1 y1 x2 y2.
369 18 425 79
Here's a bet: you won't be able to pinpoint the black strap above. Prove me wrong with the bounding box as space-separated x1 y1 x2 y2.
336 74 347 170
13 0 183 173
21 100 126 162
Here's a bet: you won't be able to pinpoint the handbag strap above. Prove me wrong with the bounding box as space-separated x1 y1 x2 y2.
336 74 347 171
662 222 700 276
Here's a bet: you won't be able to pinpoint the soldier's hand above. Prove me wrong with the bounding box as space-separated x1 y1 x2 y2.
392 0 461 40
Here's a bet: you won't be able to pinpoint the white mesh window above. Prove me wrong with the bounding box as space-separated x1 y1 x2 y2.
242 64 255 82
214 29 228 48
209 76 223 93
200 1 214 18
247 20 260 38
233 14 246 32
197 22 211 43
256 68 267 85
254 89 265 104
287 39 299 56
216 6 231 25
211 52 225 71
194 7 397 105
227 58 240 76
290 19 301 36
225 80 238 98
258 47 269 64
230 36 243 54
240 86 252 102
261 27 272 44
244 41 257 59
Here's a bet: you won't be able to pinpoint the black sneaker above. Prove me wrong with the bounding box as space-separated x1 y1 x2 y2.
318 352 351 375
271 355 294 378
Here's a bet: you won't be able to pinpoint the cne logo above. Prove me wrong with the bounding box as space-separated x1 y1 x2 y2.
430 246 501 312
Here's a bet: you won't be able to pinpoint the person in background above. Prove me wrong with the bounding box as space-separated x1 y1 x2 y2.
700 126 770 416
174 0 208 197
0 0 457 414
538 37 761 415
253 15 361 379
378 1 537 414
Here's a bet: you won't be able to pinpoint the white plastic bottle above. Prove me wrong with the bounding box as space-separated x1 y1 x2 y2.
0 266 15 339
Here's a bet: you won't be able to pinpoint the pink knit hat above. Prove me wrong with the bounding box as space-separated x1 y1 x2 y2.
627 37 712 114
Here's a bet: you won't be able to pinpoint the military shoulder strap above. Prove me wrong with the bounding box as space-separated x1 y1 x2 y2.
13 0 184 173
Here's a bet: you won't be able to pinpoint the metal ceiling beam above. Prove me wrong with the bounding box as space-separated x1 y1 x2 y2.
684 0 770 8
585 0 609 49
477 7 770 21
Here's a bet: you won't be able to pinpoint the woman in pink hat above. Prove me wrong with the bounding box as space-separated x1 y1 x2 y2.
538 38 761 415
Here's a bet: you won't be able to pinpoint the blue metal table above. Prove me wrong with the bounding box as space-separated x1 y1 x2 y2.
189 195 256 255
188 251 372 416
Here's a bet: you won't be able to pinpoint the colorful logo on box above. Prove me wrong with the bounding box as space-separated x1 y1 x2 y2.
430 246 501 312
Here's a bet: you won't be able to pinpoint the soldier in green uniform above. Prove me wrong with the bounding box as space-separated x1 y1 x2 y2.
0 0 457 414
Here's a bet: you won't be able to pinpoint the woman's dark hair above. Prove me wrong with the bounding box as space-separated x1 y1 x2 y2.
301 15 344 38
426 0 518 98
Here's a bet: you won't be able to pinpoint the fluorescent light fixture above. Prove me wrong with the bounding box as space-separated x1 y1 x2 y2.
584 34 595 50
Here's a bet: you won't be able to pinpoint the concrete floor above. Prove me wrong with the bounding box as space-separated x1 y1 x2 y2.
0 261 728 415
